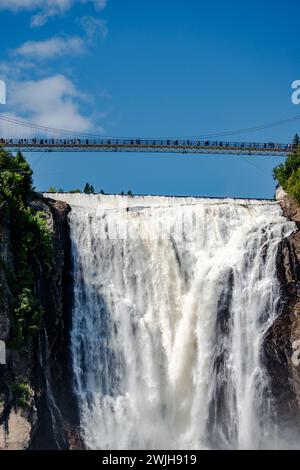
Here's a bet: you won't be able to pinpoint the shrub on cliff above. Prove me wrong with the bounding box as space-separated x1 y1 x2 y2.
273 134 300 202
0 148 52 349
11 382 33 409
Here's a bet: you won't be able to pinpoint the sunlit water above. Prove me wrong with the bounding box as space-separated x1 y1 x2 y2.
47 194 296 449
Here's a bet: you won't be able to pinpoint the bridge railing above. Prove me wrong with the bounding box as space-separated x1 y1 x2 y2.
0 137 293 151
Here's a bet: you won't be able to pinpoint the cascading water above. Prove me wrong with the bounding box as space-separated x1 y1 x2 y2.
48 194 296 450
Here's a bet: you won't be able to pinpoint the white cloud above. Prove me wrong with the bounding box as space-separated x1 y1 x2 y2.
0 0 72 26
80 16 107 41
9 15 107 62
11 75 93 131
13 36 85 60
0 1 108 135
0 58 42 81
83 0 107 10
31 1 73 26
0 75 103 136
0 0 108 26
0 0 45 11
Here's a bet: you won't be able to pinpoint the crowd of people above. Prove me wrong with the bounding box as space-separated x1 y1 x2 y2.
0 137 293 150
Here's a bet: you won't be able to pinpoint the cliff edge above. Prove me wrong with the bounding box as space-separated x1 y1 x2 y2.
0 195 80 449
264 188 300 432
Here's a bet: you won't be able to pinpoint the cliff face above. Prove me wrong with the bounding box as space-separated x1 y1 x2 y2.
3 190 300 448
264 189 300 431
0 195 80 450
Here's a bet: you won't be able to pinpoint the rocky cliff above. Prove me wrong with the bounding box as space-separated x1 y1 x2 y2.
2 189 300 449
264 189 300 434
0 195 80 450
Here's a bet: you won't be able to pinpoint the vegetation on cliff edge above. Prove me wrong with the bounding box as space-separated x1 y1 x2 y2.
273 134 300 202
0 148 52 349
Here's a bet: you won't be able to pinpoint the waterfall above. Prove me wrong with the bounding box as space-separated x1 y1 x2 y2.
48 194 296 450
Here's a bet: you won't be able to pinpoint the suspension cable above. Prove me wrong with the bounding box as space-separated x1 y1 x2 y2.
0 113 299 140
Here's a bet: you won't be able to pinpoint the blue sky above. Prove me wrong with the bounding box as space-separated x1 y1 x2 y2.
0 0 299 197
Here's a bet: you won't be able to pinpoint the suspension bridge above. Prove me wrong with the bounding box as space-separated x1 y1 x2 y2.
0 115 296 157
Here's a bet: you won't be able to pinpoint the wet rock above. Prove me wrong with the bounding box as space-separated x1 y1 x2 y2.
0 410 32 450
0 194 78 449
264 189 300 429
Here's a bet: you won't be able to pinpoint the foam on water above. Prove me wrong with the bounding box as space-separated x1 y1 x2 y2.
48 193 296 449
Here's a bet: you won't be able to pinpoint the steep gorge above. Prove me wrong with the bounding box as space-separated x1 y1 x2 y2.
0 196 79 450
50 193 300 449
1 192 300 449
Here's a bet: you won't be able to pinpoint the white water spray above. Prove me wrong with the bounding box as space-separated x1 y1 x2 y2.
48 194 295 449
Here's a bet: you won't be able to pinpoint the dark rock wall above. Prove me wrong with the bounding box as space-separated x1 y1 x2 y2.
30 196 81 450
0 195 81 449
264 191 300 432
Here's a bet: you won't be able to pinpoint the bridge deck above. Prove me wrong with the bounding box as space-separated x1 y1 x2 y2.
0 138 291 156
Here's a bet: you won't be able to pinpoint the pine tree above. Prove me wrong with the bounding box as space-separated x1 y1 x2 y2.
293 134 300 147
84 183 91 194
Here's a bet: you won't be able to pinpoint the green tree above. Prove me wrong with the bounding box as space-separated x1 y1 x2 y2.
286 167 300 202
48 186 57 193
83 183 95 194
11 382 33 409
83 183 91 194
273 134 300 203
293 133 300 147
0 148 52 349
69 189 82 194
